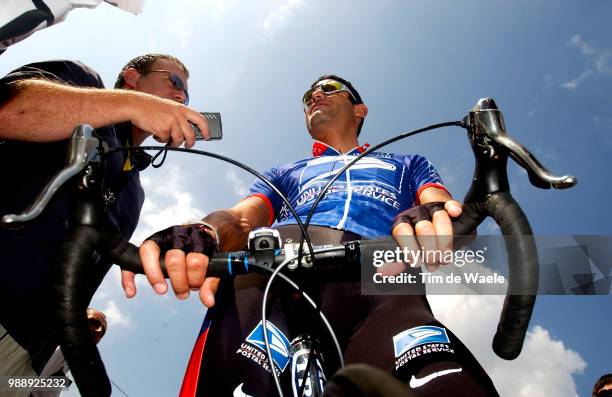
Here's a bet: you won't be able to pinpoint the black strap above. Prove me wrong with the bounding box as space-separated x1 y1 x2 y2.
0 0 54 44
147 224 219 257
392 202 446 230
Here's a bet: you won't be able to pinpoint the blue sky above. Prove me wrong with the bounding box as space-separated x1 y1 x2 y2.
2 1 611 396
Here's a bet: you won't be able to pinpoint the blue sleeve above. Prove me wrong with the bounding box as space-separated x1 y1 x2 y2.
247 166 283 224
408 155 448 203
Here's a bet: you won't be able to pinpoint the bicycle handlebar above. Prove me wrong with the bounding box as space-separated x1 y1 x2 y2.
1 125 102 224
53 226 111 397
0 97 578 396
117 200 536 362
453 193 537 359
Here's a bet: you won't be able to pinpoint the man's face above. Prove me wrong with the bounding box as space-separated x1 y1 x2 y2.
131 59 189 104
304 80 356 132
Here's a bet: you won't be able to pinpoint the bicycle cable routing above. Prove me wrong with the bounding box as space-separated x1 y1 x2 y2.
1 97 577 397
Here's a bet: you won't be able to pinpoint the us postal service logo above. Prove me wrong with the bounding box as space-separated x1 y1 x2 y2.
393 325 450 358
244 320 291 372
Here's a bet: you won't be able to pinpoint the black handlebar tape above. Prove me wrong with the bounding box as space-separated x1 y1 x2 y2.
104 235 244 280
450 201 488 250
103 235 168 277
52 225 111 397
451 201 487 237
484 192 538 360
322 363 418 397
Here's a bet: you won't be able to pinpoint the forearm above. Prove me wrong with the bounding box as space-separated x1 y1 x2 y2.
0 79 144 141
419 185 452 204
201 197 271 251
201 209 254 252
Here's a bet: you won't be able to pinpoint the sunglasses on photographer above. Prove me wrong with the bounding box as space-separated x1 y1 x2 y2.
302 79 357 110
146 69 190 105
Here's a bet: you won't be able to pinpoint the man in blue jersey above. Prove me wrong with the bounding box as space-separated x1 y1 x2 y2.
133 75 499 396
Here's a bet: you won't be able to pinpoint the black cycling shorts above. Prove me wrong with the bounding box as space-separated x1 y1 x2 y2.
180 226 499 397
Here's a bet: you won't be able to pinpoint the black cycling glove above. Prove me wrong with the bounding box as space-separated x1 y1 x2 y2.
391 201 446 231
147 224 219 257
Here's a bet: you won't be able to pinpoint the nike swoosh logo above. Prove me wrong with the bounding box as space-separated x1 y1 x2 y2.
409 368 463 388
233 383 254 397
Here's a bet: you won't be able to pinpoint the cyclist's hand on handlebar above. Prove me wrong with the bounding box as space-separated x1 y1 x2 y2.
391 196 462 272
122 224 221 307
127 94 210 147
138 244 220 307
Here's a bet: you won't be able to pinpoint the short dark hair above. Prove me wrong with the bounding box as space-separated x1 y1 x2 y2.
593 374 612 397
311 74 365 136
114 53 189 88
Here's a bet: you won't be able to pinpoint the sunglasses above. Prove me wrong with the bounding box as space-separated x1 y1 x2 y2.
146 69 189 105
302 79 357 110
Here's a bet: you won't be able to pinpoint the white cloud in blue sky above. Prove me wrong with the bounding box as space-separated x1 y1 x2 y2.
430 296 586 397
261 0 304 35
226 168 250 198
561 34 612 90
99 299 131 328
133 164 205 244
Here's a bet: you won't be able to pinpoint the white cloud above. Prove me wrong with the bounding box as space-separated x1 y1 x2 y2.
227 168 249 198
141 0 222 51
204 0 239 21
429 295 586 397
131 164 205 244
568 34 596 56
145 15 194 51
560 69 593 90
90 271 131 329
561 34 612 90
262 0 304 34
99 299 131 328
594 53 612 74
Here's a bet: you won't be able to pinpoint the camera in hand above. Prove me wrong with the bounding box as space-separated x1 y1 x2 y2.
193 112 222 140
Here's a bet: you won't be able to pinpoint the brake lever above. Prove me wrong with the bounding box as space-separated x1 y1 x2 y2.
464 98 576 190
1 124 102 224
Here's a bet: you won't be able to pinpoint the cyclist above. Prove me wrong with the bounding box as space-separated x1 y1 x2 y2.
134 75 499 396
0 54 209 386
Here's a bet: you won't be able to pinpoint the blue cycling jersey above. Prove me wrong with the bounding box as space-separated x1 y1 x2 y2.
247 141 448 239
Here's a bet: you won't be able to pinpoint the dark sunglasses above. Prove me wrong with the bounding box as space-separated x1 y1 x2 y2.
597 390 612 397
302 79 357 110
146 69 189 105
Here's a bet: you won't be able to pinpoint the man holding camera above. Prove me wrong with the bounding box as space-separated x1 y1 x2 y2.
0 53 209 385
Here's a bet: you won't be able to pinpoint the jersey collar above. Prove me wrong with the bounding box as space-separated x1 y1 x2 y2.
312 141 370 157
